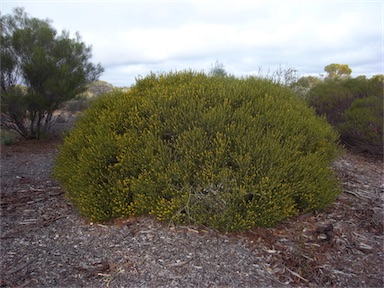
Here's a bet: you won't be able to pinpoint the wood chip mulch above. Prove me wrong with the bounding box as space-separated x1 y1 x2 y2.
1 137 383 287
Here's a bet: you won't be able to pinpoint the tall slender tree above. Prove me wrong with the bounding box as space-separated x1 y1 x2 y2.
1 8 104 138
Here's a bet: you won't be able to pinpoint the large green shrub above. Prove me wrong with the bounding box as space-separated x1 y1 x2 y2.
54 71 342 231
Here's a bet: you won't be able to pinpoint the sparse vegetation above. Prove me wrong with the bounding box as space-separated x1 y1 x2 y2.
59 81 115 114
209 60 228 77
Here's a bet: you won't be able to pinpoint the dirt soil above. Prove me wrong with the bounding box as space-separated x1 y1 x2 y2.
1 132 383 287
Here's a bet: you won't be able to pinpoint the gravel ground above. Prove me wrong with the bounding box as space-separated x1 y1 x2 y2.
1 132 383 287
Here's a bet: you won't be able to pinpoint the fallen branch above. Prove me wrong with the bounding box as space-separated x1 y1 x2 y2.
284 266 309 283
344 190 370 200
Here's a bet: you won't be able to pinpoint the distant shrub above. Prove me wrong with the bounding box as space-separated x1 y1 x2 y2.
307 76 383 156
307 80 355 126
54 71 342 231
60 96 90 114
291 76 323 99
1 129 17 145
340 96 383 155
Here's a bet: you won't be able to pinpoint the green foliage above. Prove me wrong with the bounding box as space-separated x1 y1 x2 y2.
307 80 355 126
291 76 323 99
0 86 29 136
324 63 352 80
54 71 342 231
340 96 383 155
1 129 17 145
0 7 103 139
307 75 383 155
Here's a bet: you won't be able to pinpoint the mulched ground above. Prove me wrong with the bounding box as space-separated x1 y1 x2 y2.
1 134 383 287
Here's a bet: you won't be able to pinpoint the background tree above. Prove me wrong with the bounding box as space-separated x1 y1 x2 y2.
295 76 323 88
324 63 352 80
1 8 103 139
290 75 323 98
209 60 228 77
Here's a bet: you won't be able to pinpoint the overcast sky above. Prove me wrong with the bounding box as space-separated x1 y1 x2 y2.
1 0 382 87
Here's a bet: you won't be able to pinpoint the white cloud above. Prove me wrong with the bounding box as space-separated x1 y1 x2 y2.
1 0 382 86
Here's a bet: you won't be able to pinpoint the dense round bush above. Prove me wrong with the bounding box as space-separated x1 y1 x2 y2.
54 71 342 231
